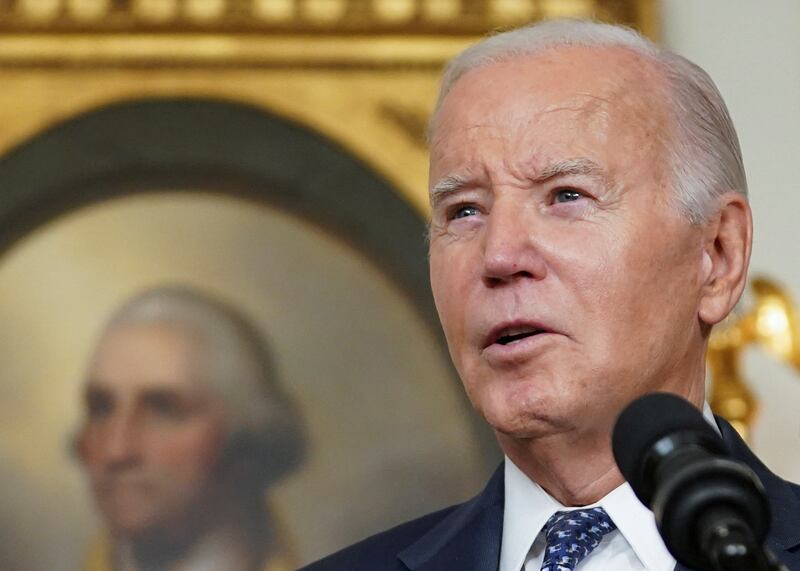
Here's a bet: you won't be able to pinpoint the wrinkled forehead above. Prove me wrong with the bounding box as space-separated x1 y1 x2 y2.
430 46 671 163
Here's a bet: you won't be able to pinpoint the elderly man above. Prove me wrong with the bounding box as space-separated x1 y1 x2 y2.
75 286 306 571
303 19 800 571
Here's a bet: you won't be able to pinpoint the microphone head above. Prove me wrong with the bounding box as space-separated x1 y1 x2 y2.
612 392 724 504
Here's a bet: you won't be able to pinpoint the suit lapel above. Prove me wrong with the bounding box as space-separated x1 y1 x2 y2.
397 465 505 571
397 418 800 571
717 417 800 566
672 417 800 571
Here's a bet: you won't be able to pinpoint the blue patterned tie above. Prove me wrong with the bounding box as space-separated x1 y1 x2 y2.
539 507 617 571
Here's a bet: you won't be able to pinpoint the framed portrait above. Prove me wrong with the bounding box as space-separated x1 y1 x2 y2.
0 98 500 569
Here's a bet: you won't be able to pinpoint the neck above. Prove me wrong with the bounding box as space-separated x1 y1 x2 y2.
498 428 623 506
115 500 275 571
498 380 706 506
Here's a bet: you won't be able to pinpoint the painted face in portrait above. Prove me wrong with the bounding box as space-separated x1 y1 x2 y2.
428 46 717 442
76 321 228 540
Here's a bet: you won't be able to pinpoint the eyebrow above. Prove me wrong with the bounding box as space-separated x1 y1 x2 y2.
429 174 473 208
429 157 610 208
84 383 110 397
84 381 191 401
533 157 606 183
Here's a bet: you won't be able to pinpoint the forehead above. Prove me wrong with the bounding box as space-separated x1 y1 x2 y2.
87 322 207 395
430 46 669 176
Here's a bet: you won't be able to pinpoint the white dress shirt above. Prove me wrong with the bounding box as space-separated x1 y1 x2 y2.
499 402 720 571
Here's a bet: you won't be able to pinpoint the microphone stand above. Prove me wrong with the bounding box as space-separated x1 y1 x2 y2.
700 506 788 571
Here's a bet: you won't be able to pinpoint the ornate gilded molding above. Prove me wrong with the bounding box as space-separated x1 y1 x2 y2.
379 101 429 148
1 0 654 34
0 0 657 214
0 0 658 67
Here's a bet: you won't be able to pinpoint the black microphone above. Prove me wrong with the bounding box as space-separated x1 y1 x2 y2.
612 392 784 571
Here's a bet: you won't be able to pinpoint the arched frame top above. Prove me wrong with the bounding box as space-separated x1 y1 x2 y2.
0 97 431 318
0 96 500 468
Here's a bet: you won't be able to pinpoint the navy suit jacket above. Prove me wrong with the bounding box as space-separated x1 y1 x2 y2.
301 417 800 571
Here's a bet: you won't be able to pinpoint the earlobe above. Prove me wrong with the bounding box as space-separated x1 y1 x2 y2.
697 193 752 326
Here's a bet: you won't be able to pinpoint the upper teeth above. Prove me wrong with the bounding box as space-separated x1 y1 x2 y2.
501 326 538 337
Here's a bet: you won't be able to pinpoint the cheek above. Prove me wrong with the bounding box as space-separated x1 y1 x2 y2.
147 423 226 478
429 251 458 325
581 223 702 354
75 427 113 472
75 430 97 468
549 227 621 309
622 224 701 307
430 248 474 342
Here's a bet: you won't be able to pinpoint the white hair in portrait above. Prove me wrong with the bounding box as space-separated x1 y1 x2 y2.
430 19 747 224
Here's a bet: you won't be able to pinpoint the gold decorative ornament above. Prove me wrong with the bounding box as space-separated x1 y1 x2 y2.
490 0 538 23
422 0 462 21
373 0 418 23
378 102 430 149
0 0 658 35
17 0 61 21
253 0 294 21
134 0 180 22
184 0 228 22
66 0 109 21
708 277 800 440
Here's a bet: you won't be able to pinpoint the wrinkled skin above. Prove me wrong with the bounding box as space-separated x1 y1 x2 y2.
428 47 749 502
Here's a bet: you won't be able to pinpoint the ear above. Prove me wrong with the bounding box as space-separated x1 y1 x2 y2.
698 192 753 326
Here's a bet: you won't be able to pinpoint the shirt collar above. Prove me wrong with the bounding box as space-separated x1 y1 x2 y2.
500 456 675 571
601 479 675 571
607 402 719 570
499 400 720 571
703 400 722 435
500 456 562 571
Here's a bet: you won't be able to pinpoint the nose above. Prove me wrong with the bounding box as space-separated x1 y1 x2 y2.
481 198 547 287
96 410 141 469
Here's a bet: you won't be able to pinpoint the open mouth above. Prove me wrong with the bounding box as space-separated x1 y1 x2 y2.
492 325 547 346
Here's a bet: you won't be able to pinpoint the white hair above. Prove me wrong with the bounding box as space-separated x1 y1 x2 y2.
95 285 306 483
431 19 747 224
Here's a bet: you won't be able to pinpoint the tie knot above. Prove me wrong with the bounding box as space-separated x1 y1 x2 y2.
540 507 616 571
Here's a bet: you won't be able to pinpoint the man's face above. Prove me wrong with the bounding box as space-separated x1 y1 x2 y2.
76 322 228 538
429 47 709 441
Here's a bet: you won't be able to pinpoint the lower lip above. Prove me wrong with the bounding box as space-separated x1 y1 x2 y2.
481 332 556 364
100 480 150 496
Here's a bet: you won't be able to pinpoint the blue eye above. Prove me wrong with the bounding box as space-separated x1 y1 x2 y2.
554 188 583 203
453 205 479 219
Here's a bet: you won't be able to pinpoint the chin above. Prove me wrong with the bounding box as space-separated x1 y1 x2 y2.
103 509 158 537
97 497 163 536
479 394 564 440
490 414 564 439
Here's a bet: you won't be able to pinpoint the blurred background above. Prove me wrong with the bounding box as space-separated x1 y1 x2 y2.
0 1 797 569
